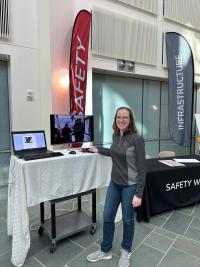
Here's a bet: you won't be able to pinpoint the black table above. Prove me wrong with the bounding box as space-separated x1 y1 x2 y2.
137 155 200 222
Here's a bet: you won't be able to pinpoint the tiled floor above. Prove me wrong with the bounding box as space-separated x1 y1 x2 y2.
1 186 200 267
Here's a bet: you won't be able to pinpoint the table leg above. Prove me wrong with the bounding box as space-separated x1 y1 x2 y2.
92 190 96 223
40 202 44 223
51 203 56 239
77 196 81 211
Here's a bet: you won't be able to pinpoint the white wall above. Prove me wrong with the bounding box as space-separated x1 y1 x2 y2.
38 0 52 145
0 0 42 132
49 0 73 115
10 0 39 48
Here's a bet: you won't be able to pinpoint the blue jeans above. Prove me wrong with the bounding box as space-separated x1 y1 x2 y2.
101 180 136 253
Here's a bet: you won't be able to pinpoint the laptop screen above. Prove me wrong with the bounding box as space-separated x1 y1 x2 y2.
12 131 47 153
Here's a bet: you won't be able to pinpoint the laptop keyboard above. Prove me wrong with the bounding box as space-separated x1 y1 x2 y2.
23 151 63 161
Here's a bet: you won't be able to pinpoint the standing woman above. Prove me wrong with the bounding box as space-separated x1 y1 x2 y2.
87 107 146 267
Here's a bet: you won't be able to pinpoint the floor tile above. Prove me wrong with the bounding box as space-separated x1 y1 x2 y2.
33 239 84 267
0 217 7 233
22 256 44 267
29 215 41 232
159 247 200 267
0 199 8 218
146 215 167 227
133 243 164 267
154 227 178 240
173 235 200 259
0 231 12 255
158 210 173 219
0 251 14 267
144 232 174 253
193 204 200 219
191 217 200 229
0 186 8 200
178 205 195 216
162 211 192 235
0 187 8 220
0 251 44 267
27 227 50 257
28 205 41 218
185 226 200 243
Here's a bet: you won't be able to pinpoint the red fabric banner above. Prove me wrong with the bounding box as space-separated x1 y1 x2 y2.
69 10 91 115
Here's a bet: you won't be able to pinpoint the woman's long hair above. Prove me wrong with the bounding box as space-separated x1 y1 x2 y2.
112 107 137 134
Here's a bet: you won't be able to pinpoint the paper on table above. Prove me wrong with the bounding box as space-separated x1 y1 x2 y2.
159 160 185 167
173 158 200 163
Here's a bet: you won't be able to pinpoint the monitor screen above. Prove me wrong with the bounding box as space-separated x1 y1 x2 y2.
50 114 94 145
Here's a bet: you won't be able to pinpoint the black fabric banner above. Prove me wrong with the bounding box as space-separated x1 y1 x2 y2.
166 32 194 146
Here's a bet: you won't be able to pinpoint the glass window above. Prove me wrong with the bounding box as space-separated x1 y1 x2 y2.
145 141 159 158
160 82 170 138
143 80 160 139
93 73 142 144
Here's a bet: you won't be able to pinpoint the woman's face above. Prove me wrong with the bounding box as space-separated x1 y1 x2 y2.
116 109 130 132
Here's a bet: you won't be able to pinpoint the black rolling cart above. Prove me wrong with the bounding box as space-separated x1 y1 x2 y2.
38 189 96 253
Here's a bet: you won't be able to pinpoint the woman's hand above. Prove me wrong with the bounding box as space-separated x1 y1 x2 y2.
89 147 98 153
132 195 142 207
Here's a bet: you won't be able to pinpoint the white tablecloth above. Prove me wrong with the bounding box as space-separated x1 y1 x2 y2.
7 151 112 266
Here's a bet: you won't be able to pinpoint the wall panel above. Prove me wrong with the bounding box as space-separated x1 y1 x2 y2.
112 0 158 14
164 0 200 31
92 8 157 66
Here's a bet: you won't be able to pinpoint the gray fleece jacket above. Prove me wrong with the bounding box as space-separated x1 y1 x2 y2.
98 131 146 198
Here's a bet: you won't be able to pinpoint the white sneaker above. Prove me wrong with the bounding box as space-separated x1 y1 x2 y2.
118 249 132 267
87 249 112 262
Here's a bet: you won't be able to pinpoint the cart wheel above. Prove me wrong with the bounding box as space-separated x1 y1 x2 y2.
38 226 44 236
50 242 56 253
90 225 96 235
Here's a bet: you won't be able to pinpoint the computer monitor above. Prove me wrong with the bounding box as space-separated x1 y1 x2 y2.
50 114 94 145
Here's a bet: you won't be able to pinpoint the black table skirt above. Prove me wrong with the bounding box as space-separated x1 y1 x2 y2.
137 155 200 222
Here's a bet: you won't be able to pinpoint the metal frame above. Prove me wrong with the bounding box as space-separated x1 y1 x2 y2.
38 189 96 253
